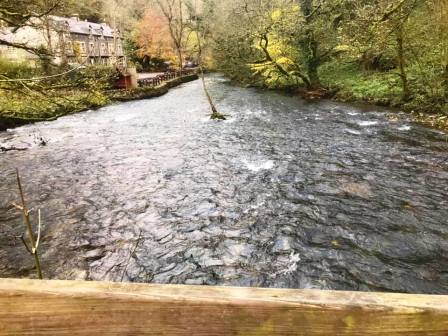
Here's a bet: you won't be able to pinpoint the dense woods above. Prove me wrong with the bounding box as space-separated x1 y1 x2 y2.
0 0 447 128
206 0 447 120
127 0 447 121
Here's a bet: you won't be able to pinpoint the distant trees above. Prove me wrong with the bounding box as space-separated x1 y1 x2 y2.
153 0 189 70
65 0 147 28
207 0 347 89
342 0 423 101
201 0 446 115
341 0 447 106
136 8 176 61
433 0 448 99
135 0 214 71
210 0 296 86
99 0 147 32
294 0 356 89
67 0 104 23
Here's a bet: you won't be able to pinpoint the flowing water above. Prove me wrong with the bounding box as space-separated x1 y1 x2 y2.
1 75 447 294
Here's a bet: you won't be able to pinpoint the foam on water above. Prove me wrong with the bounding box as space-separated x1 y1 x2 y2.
345 128 361 135
115 115 137 122
242 159 275 172
357 120 379 127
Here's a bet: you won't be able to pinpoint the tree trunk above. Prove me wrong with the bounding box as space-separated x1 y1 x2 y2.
177 48 183 74
307 57 321 89
199 67 224 119
45 19 53 53
396 26 410 101
195 20 225 120
443 64 448 100
177 0 183 73
299 0 322 90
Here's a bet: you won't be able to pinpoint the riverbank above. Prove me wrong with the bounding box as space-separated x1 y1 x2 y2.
318 62 448 132
0 74 198 131
220 61 447 132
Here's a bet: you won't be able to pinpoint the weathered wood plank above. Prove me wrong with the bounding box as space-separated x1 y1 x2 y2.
0 279 447 335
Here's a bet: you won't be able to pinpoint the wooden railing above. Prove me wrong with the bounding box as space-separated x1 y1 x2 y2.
138 69 197 87
0 279 447 335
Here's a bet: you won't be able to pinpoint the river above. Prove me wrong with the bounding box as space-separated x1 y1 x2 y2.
1 75 447 294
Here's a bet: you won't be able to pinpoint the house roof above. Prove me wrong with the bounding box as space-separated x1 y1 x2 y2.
51 16 117 38
0 29 13 43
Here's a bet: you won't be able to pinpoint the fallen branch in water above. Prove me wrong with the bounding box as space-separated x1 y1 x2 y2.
199 67 227 121
1 146 28 152
192 7 226 121
12 169 43 279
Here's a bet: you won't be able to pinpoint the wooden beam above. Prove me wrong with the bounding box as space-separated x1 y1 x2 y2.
0 279 447 335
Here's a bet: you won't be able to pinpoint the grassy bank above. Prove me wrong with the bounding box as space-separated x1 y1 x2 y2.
319 62 447 131
217 57 447 131
221 62 447 131
0 73 198 131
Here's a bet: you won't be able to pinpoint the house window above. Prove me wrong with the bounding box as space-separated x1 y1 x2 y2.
89 42 95 53
80 42 87 54
108 42 114 54
65 41 73 52
101 43 107 54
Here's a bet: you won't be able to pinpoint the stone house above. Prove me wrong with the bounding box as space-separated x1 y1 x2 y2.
0 15 125 66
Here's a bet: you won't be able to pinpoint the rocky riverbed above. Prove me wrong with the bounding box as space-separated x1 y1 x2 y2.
1 75 447 294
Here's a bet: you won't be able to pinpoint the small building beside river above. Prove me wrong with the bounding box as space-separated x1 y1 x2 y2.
0 15 125 66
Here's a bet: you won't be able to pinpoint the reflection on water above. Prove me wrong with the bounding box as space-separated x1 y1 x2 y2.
1 75 447 293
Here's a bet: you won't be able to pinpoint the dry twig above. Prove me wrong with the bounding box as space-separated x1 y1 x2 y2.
120 230 144 282
12 169 43 279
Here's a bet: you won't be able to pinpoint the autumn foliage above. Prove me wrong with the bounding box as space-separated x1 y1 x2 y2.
136 8 176 61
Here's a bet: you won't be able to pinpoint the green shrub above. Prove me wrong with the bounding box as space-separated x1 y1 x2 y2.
320 61 402 103
75 65 120 90
0 57 40 79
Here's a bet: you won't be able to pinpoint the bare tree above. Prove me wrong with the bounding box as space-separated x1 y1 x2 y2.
154 0 187 71
12 169 43 279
